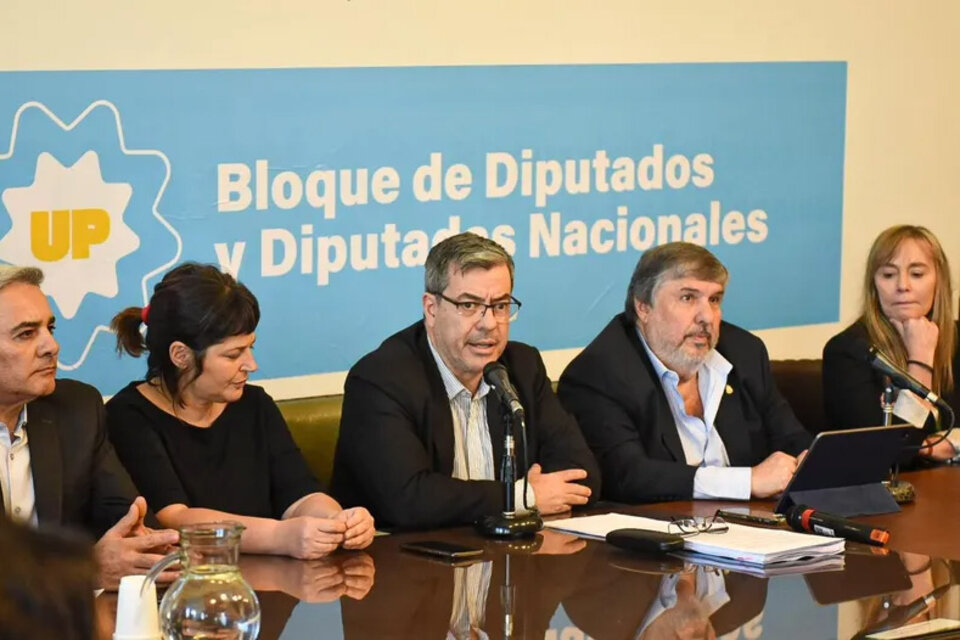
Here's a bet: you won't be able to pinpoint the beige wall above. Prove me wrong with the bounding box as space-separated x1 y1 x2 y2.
3 1 958 397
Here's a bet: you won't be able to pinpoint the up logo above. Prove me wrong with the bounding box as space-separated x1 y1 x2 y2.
32 207 115 261
0 100 181 372
1 150 140 319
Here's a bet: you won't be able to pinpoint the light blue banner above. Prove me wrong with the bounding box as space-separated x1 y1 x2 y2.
0 63 846 394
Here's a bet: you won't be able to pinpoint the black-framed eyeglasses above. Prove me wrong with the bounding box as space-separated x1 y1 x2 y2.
667 515 729 537
432 292 522 323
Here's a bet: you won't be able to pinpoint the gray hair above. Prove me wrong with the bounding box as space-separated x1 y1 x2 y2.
624 242 728 321
424 232 514 293
0 266 43 292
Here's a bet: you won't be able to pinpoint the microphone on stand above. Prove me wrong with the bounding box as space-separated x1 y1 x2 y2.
865 346 956 502
475 362 543 539
866 347 949 411
879 375 914 503
881 377 895 427
484 362 525 422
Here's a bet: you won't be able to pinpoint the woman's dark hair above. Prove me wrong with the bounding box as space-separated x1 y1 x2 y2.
0 520 97 640
111 262 260 406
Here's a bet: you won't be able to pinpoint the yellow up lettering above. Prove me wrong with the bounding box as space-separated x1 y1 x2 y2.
30 210 71 261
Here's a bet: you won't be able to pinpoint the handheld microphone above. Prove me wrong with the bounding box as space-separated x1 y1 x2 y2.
866 346 943 407
483 362 525 419
785 504 890 547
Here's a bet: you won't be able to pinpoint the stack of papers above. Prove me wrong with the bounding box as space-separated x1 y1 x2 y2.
546 513 845 568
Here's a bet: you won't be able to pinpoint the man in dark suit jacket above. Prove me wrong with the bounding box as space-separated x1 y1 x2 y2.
25 379 137 536
331 232 600 529
558 243 811 503
0 266 177 588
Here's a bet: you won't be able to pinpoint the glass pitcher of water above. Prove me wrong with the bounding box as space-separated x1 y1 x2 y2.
144 522 260 639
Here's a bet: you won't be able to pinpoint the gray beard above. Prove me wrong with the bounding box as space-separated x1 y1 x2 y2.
642 326 713 378
658 344 709 378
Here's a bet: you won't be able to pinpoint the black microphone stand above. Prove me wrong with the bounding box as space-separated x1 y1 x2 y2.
881 380 915 504
475 407 543 538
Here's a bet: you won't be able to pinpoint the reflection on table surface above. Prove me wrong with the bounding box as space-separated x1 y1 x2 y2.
177 530 954 640
99 469 960 639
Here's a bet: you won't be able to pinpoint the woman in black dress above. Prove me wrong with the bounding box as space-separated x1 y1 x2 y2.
822 225 958 461
106 263 374 559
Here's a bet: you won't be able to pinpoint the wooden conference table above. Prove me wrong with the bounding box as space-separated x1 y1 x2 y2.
102 467 960 639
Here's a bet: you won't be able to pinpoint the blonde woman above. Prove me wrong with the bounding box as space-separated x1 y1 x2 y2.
822 225 958 460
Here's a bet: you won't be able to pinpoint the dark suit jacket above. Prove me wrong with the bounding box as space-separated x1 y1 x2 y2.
557 313 811 502
10 379 137 538
330 320 600 529
822 319 960 431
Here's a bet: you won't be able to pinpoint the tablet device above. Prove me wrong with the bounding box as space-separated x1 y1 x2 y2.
774 424 923 517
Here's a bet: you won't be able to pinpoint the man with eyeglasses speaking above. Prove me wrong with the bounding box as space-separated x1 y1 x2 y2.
331 232 599 530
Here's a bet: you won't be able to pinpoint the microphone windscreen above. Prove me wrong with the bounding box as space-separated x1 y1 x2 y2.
483 361 506 378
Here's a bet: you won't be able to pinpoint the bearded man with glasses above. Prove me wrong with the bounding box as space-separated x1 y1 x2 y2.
331 232 599 530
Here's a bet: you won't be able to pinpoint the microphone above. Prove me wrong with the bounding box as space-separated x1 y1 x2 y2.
866 346 944 407
475 361 542 538
483 362 525 419
785 504 890 546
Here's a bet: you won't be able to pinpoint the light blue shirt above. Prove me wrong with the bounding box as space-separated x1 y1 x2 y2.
638 329 751 500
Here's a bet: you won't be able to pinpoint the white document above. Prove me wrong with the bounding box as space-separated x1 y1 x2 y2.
546 513 845 566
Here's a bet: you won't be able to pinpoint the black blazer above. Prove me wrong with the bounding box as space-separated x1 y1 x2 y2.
557 313 811 503
13 380 137 538
330 321 600 530
822 319 960 430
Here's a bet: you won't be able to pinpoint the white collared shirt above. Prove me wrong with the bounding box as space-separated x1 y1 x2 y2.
638 329 752 500
429 339 496 482
427 339 535 510
0 405 38 525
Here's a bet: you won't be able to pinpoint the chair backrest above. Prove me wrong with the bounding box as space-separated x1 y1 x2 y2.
770 358 825 434
277 395 344 490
